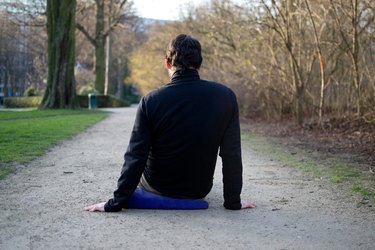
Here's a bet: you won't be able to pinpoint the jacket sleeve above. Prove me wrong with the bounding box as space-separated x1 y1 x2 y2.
219 91 243 210
104 98 151 212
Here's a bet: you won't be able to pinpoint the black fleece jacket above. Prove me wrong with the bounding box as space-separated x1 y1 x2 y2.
105 69 243 211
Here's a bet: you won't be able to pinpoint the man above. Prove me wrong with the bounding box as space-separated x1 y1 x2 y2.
84 34 256 212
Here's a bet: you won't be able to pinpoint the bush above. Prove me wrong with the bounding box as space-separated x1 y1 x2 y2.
25 86 38 97
4 96 42 108
4 95 130 108
78 82 96 96
77 94 130 108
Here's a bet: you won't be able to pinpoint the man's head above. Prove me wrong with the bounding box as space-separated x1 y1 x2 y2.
165 34 202 72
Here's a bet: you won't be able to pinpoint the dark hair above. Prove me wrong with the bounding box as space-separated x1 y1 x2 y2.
166 34 202 70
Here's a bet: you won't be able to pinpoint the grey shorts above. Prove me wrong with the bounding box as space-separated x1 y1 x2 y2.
139 174 161 195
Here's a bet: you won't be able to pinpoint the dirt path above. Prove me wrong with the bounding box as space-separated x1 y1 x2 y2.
0 107 374 250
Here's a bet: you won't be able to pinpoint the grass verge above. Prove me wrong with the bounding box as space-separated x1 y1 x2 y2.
352 184 375 203
0 109 108 178
241 131 375 204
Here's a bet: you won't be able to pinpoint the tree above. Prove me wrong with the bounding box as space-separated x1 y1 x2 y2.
304 0 326 123
259 0 308 124
329 0 374 116
129 22 174 95
76 0 130 94
41 0 77 108
121 0 375 122
0 1 46 98
108 15 145 97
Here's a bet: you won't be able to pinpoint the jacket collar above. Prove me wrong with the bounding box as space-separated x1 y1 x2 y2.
170 69 200 84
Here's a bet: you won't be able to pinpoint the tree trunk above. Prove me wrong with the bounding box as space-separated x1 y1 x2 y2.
330 0 362 117
318 54 325 123
296 83 305 125
352 58 361 115
351 0 361 116
287 0 305 125
104 33 113 95
304 0 326 124
104 0 115 96
41 0 77 109
95 0 105 94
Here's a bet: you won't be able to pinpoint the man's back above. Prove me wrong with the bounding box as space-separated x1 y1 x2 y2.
142 69 241 199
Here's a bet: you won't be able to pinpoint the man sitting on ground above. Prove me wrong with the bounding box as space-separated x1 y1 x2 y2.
84 34 256 212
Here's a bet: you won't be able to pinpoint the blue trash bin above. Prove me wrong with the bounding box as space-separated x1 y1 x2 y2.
88 93 97 110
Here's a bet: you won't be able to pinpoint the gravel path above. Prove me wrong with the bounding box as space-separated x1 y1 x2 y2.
0 107 374 250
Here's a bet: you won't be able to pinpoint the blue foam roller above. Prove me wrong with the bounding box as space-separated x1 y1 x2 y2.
127 187 209 209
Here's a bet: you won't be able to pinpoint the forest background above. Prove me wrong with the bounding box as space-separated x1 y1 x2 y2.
1 0 374 156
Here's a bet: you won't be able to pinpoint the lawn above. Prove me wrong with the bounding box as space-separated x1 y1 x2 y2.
0 109 108 178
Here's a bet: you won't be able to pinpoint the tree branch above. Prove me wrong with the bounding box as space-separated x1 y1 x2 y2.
76 22 97 47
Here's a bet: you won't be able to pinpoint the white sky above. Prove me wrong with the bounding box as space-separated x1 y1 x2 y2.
132 0 209 20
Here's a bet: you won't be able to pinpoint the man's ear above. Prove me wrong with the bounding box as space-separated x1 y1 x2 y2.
165 59 171 70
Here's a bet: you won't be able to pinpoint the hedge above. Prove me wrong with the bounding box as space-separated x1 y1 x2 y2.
3 95 130 108
77 94 130 108
4 96 43 108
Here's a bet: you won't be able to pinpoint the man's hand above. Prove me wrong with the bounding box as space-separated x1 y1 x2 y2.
241 200 256 209
83 202 106 212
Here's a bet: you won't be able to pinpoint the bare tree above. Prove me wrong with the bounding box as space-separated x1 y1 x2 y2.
259 0 311 124
329 0 374 116
76 0 130 94
0 1 46 98
304 0 326 123
113 0 375 122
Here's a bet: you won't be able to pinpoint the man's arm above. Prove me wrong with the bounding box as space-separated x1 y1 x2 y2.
105 98 152 212
219 92 243 210
219 91 255 210
84 98 152 212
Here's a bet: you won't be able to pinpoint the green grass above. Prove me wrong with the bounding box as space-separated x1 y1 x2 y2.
0 109 96 120
330 175 344 183
329 163 360 184
0 109 108 177
351 184 375 203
